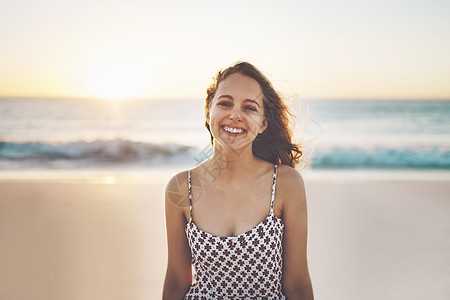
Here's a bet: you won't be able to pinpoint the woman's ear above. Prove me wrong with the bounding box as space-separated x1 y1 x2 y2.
259 119 268 134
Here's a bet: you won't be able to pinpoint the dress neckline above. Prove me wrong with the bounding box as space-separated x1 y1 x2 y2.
186 164 280 239
185 213 284 239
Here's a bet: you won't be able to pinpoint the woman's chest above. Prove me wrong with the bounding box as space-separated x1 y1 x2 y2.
190 185 272 237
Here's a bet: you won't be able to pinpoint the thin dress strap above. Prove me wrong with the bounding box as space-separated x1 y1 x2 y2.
187 170 192 222
270 164 278 215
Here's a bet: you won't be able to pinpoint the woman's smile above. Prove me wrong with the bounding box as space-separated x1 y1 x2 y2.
222 125 246 135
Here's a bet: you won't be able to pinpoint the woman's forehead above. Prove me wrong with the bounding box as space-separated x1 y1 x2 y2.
216 73 263 103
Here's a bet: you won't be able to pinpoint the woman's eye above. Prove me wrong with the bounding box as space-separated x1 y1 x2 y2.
218 101 231 107
245 106 257 111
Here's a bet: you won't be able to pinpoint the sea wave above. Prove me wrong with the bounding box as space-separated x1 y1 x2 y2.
0 139 449 169
311 146 450 169
0 139 199 168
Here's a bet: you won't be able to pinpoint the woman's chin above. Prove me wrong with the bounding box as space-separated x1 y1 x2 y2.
215 139 253 155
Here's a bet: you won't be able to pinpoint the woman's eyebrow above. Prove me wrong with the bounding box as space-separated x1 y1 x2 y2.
244 99 261 108
217 95 233 100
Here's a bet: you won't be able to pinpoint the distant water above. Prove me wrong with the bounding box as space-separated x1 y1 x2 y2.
0 98 449 170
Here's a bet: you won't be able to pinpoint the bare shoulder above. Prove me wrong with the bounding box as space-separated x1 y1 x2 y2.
277 164 305 192
276 164 306 208
165 170 190 209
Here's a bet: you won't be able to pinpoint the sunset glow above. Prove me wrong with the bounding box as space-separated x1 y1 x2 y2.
85 61 150 101
0 1 449 100
81 44 154 100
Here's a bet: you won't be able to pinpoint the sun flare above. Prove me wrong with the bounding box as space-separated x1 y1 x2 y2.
84 51 152 101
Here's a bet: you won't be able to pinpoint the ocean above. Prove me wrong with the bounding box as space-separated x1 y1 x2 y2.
1 98 449 179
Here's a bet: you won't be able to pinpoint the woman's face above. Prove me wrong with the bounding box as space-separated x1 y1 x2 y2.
207 73 267 153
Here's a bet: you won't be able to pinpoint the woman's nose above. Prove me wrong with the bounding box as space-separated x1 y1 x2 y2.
228 107 242 121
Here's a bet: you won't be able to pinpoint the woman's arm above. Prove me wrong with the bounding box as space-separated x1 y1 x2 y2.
162 172 192 300
280 167 314 299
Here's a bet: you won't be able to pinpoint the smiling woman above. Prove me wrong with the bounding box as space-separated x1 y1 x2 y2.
163 61 313 300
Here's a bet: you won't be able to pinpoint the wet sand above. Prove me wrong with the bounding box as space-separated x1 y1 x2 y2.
0 177 449 300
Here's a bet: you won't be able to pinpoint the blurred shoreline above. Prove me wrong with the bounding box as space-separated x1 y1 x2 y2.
1 167 449 183
2 99 449 171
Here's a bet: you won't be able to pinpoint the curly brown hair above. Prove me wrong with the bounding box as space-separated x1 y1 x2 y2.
204 61 302 168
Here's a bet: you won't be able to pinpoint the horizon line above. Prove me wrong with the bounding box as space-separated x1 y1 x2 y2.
0 95 449 102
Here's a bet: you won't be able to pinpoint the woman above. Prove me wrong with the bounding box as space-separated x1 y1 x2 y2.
163 62 313 299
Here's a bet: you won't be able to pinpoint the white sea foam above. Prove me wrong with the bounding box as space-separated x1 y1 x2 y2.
0 139 449 170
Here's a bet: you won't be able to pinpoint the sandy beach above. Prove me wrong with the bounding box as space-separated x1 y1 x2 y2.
0 175 449 300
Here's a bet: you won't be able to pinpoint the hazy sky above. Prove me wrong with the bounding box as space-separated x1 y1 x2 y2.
1 0 449 100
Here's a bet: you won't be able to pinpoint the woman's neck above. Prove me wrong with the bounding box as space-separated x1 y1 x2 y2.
206 143 264 184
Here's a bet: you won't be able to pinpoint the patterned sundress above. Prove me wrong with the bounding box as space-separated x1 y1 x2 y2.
184 164 286 299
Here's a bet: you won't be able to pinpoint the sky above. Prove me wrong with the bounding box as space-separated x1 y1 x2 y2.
0 0 449 100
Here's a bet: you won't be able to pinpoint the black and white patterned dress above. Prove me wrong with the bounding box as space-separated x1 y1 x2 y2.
184 164 286 299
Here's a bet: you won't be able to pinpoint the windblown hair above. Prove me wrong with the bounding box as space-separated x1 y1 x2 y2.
204 61 302 167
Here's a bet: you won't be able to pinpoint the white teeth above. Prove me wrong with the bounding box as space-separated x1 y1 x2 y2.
224 126 244 134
